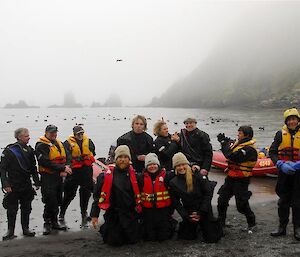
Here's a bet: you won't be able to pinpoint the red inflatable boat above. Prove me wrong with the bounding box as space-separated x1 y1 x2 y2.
92 159 112 182
212 151 278 177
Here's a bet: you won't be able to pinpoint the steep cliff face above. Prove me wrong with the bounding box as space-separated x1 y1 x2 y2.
151 7 300 108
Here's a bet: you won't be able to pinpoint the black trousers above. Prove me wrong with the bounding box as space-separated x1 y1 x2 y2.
275 172 300 227
177 215 222 243
217 176 256 227
2 187 35 231
60 166 93 216
100 208 141 246
142 207 173 241
41 173 63 223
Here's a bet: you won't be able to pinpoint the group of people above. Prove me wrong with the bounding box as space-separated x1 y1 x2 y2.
1 109 300 245
1 124 96 240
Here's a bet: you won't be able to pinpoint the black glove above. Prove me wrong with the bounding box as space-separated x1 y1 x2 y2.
217 133 226 142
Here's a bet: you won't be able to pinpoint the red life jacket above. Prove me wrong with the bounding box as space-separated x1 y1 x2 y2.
98 165 142 213
141 169 171 208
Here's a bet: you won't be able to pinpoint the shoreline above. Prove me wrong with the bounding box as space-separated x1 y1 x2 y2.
1 201 300 257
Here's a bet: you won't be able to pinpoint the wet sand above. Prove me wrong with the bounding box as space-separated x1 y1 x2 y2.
1 169 300 256
1 201 300 257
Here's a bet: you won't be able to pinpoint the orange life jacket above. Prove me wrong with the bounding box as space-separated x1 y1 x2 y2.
37 136 66 174
227 139 257 178
278 125 300 161
141 169 171 208
98 165 142 213
67 135 95 168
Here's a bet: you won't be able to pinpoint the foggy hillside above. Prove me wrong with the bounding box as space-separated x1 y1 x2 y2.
150 5 300 108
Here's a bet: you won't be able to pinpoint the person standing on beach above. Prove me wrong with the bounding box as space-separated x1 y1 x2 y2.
173 118 213 176
0 128 40 240
153 120 179 171
90 145 142 246
59 126 96 227
269 108 300 240
35 125 72 235
216 126 257 233
117 115 153 173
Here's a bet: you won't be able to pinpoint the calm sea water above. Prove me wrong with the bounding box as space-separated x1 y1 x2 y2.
0 107 283 157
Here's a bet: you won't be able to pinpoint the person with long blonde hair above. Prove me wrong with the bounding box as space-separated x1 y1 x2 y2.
169 152 221 242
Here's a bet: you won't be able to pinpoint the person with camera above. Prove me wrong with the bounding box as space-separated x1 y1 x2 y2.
216 126 257 233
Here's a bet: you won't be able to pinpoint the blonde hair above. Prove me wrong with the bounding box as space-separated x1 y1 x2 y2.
153 120 167 136
175 164 194 193
131 115 147 131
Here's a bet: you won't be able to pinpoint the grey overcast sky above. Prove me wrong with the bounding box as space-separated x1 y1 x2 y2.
0 0 291 106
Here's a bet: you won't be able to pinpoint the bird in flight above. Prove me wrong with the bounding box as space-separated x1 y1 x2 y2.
116 59 123 62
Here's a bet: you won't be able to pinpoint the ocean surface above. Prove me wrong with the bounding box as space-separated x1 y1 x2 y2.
0 107 283 157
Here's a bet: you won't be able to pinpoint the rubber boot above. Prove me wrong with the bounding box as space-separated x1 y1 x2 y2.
21 211 35 237
294 226 300 241
270 225 286 237
80 212 91 228
52 217 67 231
43 219 52 235
2 211 17 241
58 207 66 223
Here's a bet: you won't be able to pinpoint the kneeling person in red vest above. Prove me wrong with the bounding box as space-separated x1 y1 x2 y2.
90 145 142 246
138 153 174 241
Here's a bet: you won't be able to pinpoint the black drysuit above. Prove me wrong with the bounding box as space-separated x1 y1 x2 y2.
60 138 96 218
90 166 141 246
217 138 257 228
269 127 300 228
153 135 179 171
169 172 221 242
117 131 153 173
0 142 40 233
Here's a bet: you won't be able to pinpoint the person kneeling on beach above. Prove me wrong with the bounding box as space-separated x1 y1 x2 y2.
169 152 222 243
90 145 142 246
138 153 174 241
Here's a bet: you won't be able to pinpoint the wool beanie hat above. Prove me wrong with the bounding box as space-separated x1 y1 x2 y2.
172 152 189 168
114 145 131 161
144 153 160 168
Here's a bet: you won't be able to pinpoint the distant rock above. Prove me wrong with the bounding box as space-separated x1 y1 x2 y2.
91 93 122 107
4 100 39 109
48 91 83 108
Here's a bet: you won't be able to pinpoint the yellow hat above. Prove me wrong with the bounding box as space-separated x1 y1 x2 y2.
284 108 300 123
